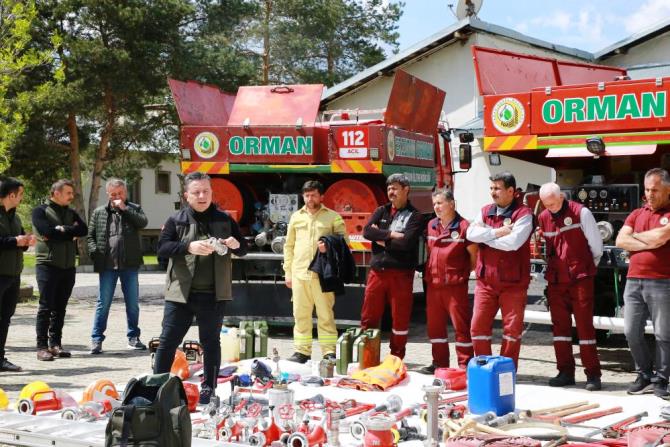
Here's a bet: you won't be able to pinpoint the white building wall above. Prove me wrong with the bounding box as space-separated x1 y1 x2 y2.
323 31 574 219
139 160 182 230
599 30 670 79
602 31 670 68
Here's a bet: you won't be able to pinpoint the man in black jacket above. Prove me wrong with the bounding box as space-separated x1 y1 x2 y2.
361 173 424 359
0 178 35 371
87 178 148 354
32 179 88 361
154 172 247 404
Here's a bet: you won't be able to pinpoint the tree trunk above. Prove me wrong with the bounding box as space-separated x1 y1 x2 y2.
66 112 91 265
88 87 115 223
262 0 272 85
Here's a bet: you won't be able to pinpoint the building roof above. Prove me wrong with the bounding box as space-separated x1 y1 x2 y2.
595 18 670 60
322 17 592 103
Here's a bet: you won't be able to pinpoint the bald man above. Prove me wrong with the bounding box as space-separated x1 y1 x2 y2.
538 182 603 391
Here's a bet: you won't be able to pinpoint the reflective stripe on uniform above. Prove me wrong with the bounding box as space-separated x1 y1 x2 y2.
553 336 572 342
454 342 473 347
427 236 465 243
471 335 492 340
392 329 409 335
429 338 448 344
294 336 313 345
503 334 520 342
579 339 597 345
543 223 583 238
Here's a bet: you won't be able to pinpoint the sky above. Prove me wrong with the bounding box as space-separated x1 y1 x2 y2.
396 0 670 54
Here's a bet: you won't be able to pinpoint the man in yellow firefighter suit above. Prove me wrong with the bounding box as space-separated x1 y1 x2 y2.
284 180 347 363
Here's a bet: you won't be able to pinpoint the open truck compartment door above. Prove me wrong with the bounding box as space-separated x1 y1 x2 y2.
168 78 235 126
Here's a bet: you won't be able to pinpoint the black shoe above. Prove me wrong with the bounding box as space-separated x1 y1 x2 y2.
585 376 602 391
49 346 72 358
127 337 147 350
627 373 654 395
287 352 310 364
548 372 575 387
418 364 436 375
0 358 22 372
323 353 336 361
199 386 213 405
654 378 670 399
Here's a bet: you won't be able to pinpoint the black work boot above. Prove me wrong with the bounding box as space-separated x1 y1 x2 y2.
548 371 575 387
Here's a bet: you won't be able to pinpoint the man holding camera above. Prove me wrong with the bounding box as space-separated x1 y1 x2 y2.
155 172 247 404
87 178 148 354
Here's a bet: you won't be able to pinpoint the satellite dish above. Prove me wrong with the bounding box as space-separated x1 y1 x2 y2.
455 0 483 19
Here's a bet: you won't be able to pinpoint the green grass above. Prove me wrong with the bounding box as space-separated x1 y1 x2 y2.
143 255 158 265
24 253 36 268
23 253 159 267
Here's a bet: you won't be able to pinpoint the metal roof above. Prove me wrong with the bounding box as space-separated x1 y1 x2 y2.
594 18 670 60
322 17 592 103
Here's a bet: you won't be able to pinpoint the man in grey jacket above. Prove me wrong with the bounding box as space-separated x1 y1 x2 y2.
87 178 148 354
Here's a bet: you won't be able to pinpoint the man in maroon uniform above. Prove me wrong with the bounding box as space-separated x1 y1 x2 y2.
420 188 477 374
361 174 424 359
538 182 603 391
616 168 670 399
466 172 533 368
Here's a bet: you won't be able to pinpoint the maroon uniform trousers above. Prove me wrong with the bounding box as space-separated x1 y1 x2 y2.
361 268 414 358
426 283 473 368
548 277 601 377
471 280 527 368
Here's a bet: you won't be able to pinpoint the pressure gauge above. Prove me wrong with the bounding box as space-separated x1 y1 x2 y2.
599 190 608 199
578 189 588 201
588 190 598 199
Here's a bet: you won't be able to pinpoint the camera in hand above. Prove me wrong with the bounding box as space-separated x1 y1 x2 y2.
207 237 228 256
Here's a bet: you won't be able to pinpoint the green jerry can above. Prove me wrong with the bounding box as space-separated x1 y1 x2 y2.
353 328 381 369
335 327 362 375
239 321 255 360
253 320 268 358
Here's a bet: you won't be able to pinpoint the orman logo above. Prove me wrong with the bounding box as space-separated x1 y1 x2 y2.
387 130 395 161
193 132 219 159
492 97 525 134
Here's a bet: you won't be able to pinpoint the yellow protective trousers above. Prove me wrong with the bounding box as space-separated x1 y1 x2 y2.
292 277 337 356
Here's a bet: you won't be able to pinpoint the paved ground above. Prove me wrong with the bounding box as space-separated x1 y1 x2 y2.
0 271 639 404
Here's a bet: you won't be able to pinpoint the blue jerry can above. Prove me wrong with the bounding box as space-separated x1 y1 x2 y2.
467 355 515 416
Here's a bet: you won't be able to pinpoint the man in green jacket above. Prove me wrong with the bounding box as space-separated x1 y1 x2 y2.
31 179 87 361
154 172 247 405
87 178 148 354
0 177 35 371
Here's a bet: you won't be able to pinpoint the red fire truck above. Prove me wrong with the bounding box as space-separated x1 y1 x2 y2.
168 70 467 325
472 46 670 320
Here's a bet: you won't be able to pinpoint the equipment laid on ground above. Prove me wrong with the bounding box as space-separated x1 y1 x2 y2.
352 328 381 370
467 355 515 416
336 328 362 375
221 326 241 362
105 373 191 447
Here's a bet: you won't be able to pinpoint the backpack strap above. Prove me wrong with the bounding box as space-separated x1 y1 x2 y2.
120 405 135 447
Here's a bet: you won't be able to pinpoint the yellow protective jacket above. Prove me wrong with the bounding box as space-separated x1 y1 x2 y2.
283 205 346 281
340 355 407 391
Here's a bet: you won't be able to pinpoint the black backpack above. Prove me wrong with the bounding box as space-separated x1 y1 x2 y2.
105 373 191 447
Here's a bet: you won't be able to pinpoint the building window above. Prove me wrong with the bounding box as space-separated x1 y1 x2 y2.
127 178 141 204
155 170 171 194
